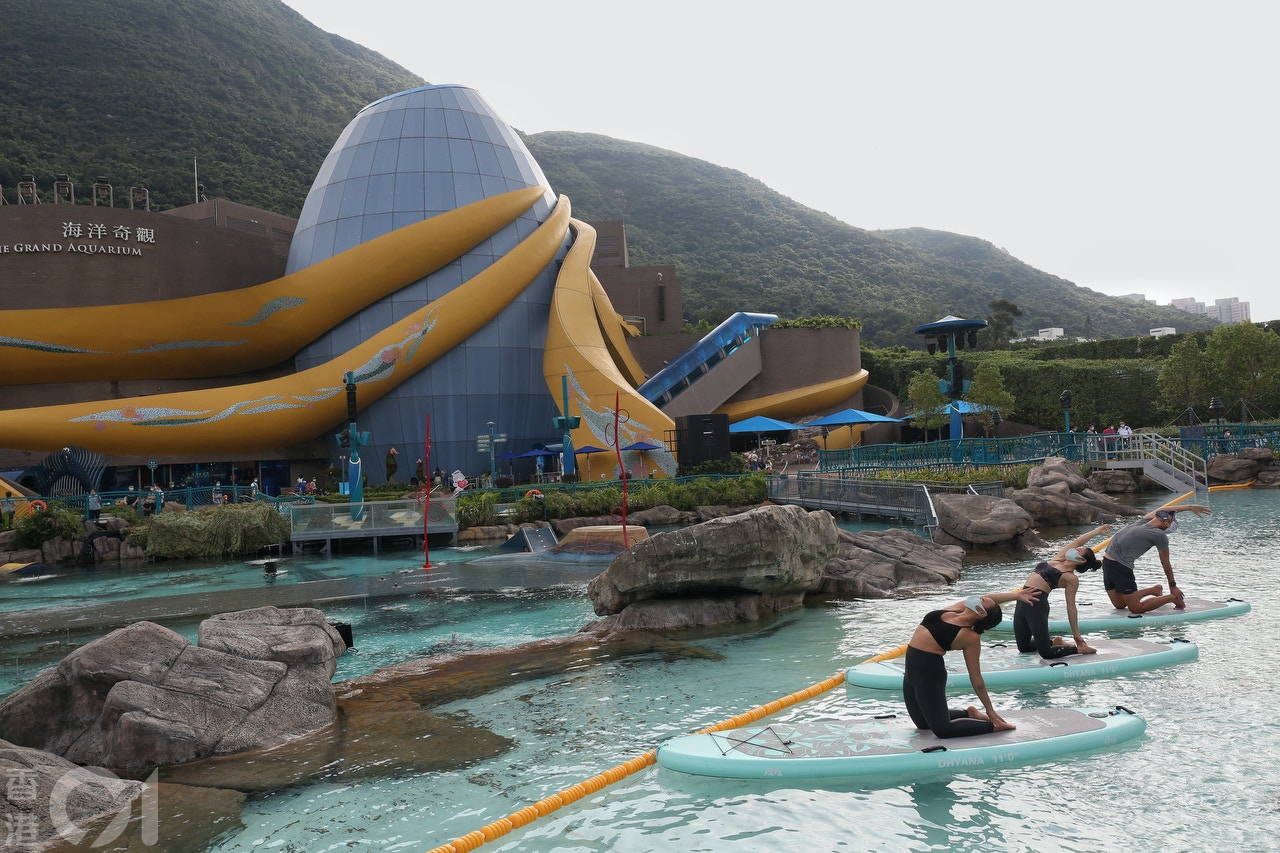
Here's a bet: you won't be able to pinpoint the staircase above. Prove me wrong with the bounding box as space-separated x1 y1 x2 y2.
1091 434 1209 498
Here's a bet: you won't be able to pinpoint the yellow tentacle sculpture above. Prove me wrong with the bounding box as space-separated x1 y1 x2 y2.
0 196 572 455
544 220 675 474
0 186 546 384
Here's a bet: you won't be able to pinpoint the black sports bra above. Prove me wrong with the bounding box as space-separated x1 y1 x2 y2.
1033 560 1064 589
921 609 962 650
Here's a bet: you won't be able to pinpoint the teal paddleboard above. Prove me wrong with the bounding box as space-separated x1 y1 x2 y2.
845 638 1197 691
987 597 1249 634
656 706 1146 780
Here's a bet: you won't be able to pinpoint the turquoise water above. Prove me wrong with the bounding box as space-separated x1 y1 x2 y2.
3 495 1279 851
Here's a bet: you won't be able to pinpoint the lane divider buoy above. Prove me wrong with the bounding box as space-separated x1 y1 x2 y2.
424 670 849 853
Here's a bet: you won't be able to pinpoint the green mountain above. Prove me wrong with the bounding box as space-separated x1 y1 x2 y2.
1 0 1217 347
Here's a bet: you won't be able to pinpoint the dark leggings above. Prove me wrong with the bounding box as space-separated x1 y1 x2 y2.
1013 590 1078 659
902 646 995 738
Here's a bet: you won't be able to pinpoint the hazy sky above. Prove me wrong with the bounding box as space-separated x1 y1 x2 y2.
282 0 1278 323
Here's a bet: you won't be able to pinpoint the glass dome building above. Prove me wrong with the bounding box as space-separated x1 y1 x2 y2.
286 85 570 482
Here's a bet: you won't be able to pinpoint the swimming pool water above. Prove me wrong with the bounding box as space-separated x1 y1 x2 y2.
3 494 1278 852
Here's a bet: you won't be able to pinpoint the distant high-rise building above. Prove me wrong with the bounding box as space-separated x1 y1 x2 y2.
1171 297 1206 314
1212 297 1251 324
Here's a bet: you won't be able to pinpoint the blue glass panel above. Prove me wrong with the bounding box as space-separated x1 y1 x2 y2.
419 87 445 109
309 218 338 263
425 262 462 301
453 172 483 207
332 217 364 256
494 146 522 181
443 109 470 139
445 138 476 174
380 107 406 139
356 111 387 145
480 174 508 199
397 136 425 171
424 109 448 138
365 173 396 215
392 172 425 212
473 141 502 177
438 87 464 110
330 144 359 179
370 139 401 175
347 142 377 178
338 176 370 218
398 108 425 139
316 182 345 224
361 213 393 244
423 137 452 170
424 172 456 209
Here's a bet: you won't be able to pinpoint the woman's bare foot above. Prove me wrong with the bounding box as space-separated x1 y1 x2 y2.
1051 636 1069 646
966 705 991 722
1137 584 1163 597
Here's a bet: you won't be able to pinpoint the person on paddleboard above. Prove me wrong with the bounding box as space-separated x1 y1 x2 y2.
1013 524 1112 658
904 588 1041 738
1100 505 1212 613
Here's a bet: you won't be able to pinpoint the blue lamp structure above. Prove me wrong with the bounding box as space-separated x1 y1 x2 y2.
335 371 371 521
914 315 988 450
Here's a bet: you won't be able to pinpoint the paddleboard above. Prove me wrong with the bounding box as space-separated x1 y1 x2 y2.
987 597 1249 634
656 706 1146 780
845 638 1197 691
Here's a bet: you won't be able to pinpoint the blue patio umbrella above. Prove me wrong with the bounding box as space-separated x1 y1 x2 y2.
621 440 663 477
729 415 802 433
806 408 904 427
573 444 611 479
730 415 801 454
806 407 904 445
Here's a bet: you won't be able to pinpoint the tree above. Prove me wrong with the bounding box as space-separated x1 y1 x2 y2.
1157 336 1208 423
967 363 1017 436
905 370 949 441
1202 323 1280 421
983 299 1023 349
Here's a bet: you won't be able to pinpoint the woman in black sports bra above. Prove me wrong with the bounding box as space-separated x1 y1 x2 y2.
903 588 1041 738
1013 524 1112 659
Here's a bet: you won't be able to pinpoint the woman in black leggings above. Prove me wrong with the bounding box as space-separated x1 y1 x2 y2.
1013 524 1111 658
903 589 1041 738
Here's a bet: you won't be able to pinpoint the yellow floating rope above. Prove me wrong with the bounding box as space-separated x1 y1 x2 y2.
424 669 850 853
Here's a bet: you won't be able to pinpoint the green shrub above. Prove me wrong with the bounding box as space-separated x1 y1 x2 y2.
14 508 82 549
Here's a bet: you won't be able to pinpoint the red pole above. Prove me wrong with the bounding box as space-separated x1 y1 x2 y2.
422 413 433 570
614 392 628 546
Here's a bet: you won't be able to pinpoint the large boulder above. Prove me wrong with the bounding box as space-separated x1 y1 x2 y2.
1089 469 1140 493
0 607 346 771
931 493 1037 548
0 739 245 852
817 528 966 597
587 504 838 619
1207 453 1261 484
1027 457 1091 493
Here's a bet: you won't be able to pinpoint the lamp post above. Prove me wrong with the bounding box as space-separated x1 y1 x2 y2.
1059 390 1073 433
487 421 497 486
1208 396 1224 425
914 316 988 453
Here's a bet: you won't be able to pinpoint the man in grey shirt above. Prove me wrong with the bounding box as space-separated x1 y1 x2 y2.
1101 504 1212 613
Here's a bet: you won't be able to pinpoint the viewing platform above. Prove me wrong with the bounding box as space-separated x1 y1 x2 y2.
287 498 459 554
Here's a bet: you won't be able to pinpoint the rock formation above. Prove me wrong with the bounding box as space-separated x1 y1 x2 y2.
818 528 967 597
0 606 346 771
586 504 838 631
